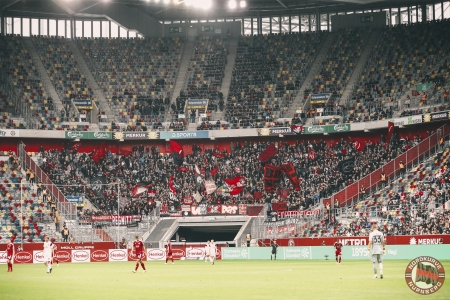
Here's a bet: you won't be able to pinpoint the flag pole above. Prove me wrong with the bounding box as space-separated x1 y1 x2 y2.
117 180 120 248
20 180 23 249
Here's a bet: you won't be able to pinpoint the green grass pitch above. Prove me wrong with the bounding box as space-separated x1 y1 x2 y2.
1 260 449 300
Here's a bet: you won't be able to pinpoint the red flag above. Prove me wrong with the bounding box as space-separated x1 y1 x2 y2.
212 152 225 159
168 175 177 201
131 183 151 198
282 161 301 191
263 164 283 193
353 138 366 152
308 148 316 161
92 142 106 163
258 144 278 162
70 142 81 150
387 121 394 143
223 176 247 195
277 188 290 200
118 148 131 156
177 166 188 172
210 168 218 178
170 140 184 166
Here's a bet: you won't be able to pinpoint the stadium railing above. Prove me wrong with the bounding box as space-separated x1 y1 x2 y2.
323 123 450 209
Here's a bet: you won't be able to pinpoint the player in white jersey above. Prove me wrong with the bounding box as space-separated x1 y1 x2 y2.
209 240 217 265
204 241 210 262
43 236 55 274
368 224 385 279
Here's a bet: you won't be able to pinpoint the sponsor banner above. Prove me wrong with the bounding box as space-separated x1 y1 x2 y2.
147 248 166 261
73 99 93 110
186 99 208 109
389 115 423 126
109 249 128 262
113 131 159 140
160 131 209 139
66 196 85 207
423 111 450 123
65 131 112 140
0 251 7 264
90 250 109 262
223 245 450 260
185 247 205 259
327 124 350 133
71 250 90 263
310 93 330 104
303 125 326 134
33 250 45 264
90 215 141 226
272 202 288 211
0 129 19 137
54 250 72 263
277 209 321 218
257 127 296 136
259 235 450 247
239 204 247 215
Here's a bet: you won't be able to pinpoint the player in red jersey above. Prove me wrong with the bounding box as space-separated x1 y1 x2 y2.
6 237 15 272
165 240 174 264
132 236 146 273
334 241 343 264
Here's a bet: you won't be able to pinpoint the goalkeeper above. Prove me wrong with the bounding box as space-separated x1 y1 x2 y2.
367 223 386 279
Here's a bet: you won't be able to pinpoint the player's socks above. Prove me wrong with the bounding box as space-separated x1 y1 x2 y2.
140 263 146 270
135 263 139 271
373 262 377 275
165 257 168 263
379 263 383 275
338 257 341 263
171 257 174 263
336 257 338 263
10 263 12 272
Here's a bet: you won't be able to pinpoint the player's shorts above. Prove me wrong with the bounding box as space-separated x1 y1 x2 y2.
7 255 13 261
335 250 341 256
135 253 144 259
43 254 52 262
167 252 173 256
371 254 383 263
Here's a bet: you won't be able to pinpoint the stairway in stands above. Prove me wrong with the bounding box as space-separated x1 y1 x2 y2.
23 39 64 112
217 37 239 121
288 33 334 118
171 39 195 105
68 40 116 123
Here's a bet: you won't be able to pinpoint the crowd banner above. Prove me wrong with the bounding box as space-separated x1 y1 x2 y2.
222 245 450 260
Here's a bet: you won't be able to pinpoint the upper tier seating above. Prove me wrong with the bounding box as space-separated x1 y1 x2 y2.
225 32 326 129
0 36 59 130
78 37 184 131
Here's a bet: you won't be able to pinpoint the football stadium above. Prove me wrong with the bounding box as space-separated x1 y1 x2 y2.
0 0 450 299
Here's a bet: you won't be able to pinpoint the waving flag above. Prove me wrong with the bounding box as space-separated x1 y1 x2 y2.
170 140 184 166
168 175 177 201
352 138 366 152
387 121 395 143
282 161 301 191
223 176 247 195
263 165 283 193
258 144 278 162
205 180 217 195
131 183 152 198
308 148 317 161
92 142 106 163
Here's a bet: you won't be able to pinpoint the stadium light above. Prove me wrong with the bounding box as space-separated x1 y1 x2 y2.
228 0 236 9
203 0 212 9
164 0 170 4
185 0 192 6
240 0 246 8
193 0 202 8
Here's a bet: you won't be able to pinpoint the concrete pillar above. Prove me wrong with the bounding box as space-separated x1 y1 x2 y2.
421 4 427 23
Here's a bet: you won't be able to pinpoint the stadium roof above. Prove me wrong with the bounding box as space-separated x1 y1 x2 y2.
2 0 438 20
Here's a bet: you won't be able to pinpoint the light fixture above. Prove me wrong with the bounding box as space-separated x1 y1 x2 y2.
240 0 246 8
185 0 192 6
164 0 170 4
203 0 212 9
155 0 160 2
228 0 236 9
193 0 202 8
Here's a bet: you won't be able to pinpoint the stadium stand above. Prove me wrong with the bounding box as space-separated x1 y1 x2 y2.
0 154 60 244
225 32 327 129
77 37 184 131
0 36 58 130
346 20 450 123
31 36 92 130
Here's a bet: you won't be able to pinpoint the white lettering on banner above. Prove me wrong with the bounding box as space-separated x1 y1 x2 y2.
221 205 238 215
351 247 369 257
186 247 205 258
54 251 71 262
33 250 45 264
0 251 7 264
60 245 95 250
147 249 166 261
387 249 397 256
171 132 197 138
338 238 367 246
285 248 309 259
91 250 108 262
278 209 321 218
109 249 128 262
418 239 440 245
190 206 204 216
71 250 90 263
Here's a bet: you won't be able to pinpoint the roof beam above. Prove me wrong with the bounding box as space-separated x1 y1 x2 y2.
51 0 75 15
2 0 20 10
276 0 288 9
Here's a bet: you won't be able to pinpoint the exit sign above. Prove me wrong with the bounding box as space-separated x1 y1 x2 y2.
360 16 374 23
169 27 181 33
202 25 214 32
